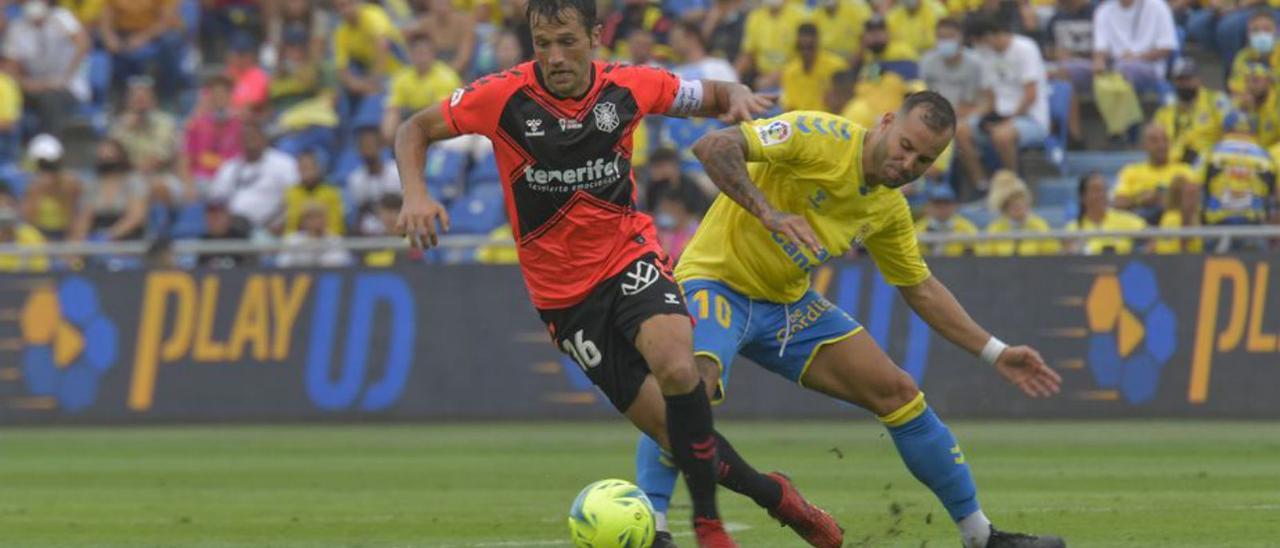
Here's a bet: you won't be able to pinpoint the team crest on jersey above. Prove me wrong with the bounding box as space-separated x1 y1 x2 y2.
757 120 792 146
525 118 545 137
594 102 620 133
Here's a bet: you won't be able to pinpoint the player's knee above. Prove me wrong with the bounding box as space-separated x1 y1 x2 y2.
648 355 700 394
871 371 921 417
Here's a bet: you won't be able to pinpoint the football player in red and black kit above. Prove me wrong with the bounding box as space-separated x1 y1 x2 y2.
392 0 845 546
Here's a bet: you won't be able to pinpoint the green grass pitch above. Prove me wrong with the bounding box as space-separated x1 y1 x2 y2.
1 421 1277 547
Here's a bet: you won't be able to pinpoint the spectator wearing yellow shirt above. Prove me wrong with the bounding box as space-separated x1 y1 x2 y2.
475 223 519 264
980 170 1061 256
381 35 463 142
21 134 81 241
0 206 49 273
60 0 104 27
0 60 20 162
1232 62 1280 148
781 25 849 112
736 0 809 90
1153 176 1205 254
333 0 408 98
886 0 948 55
1066 172 1149 255
284 151 345 236
914 183 979 256
1113 124 1198 224
1227 10 1280 94
811 0 873 59
1154 60 1231 165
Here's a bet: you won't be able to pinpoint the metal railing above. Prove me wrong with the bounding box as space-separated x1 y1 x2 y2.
0 226 1274 257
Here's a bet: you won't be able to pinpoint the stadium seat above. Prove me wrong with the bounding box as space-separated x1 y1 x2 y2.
170 202 209 239
1061 151 1147 178
0 163 30 197
1035 175 1078 208
349 93 387 131
880 61 919 81
446 183 506 234
425 146 469 203
466 150 501 187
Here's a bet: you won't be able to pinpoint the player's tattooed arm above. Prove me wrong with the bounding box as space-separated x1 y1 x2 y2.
692 128 822 253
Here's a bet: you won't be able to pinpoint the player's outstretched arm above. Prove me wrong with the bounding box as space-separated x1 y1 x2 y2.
692 127 822 253
694 80 777 124
393 105 455 249
899 275 1063 398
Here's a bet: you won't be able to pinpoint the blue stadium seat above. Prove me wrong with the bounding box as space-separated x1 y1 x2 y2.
1035 175 1077 207
0 163 30 197
958 204 993 229
880 61 919 81
447 183 506 234
466 150 501 187
349 93 387 131
1061 151 1147 178
425 146 469 203
170 202 209 239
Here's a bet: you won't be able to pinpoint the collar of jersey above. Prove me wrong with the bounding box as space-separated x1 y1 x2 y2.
532 61 598 102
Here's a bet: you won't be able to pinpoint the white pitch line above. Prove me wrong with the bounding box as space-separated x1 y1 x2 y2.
455 521 754 548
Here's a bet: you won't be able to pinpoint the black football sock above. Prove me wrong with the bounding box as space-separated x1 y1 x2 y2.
714 431 784 509
664 380 720 522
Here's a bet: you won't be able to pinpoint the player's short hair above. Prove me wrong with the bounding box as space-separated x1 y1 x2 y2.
526 0 597 32
797 22 819 39
936 17 961 32
900 91 956 133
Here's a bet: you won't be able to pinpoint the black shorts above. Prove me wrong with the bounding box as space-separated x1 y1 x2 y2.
538 253 690 412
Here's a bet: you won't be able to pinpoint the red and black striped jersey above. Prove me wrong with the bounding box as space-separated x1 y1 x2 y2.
442 60 686 309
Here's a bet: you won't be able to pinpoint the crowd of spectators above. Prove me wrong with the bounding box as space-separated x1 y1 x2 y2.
0 0 1275 272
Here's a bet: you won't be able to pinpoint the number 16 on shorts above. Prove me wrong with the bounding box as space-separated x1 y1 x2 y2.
562 329 602 371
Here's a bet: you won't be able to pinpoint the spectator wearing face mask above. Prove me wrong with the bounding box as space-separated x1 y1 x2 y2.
70 138 149 243
1228 10 1280 95
21 134 81 241
887 0 949 56
921 18 983 119
914 183 979 257
979 170 1061 256
1153 60 1231 165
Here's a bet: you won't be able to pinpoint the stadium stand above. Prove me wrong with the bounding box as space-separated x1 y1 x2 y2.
0 0 1272 271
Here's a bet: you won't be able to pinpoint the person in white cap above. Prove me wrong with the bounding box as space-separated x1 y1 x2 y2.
20 133 81 240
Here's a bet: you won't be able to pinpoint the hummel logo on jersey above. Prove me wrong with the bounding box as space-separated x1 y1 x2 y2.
559 118 583 131
664 293 680 305
594 102 620 133
525 118 545 137
621 260 661 296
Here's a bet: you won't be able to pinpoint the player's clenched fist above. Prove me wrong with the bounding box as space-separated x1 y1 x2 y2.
396 192 451 249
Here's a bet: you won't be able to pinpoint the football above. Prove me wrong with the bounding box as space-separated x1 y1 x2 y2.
567 479 657 548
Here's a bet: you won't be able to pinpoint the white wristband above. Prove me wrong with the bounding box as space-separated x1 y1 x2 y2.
980 337 1008 366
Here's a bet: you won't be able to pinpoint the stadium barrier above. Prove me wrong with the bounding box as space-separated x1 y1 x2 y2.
3 251 1279 424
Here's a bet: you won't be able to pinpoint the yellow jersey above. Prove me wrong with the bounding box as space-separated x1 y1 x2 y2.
1065 209 1147 255
1234 91 1280 148
811 0 873 58
388 63 463 111
914 213 979 257
0 224 49 272
741 4 810 75
1153 89 1231 164
886 1 948 55
978 213 1062 256
1113 161 1198 202
284 184 346 236
676 111 930 303
1227 47 1280 95
781 52 849 112
334 4 407 75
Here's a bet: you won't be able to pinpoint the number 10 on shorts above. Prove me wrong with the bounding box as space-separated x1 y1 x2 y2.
562 329 602 370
